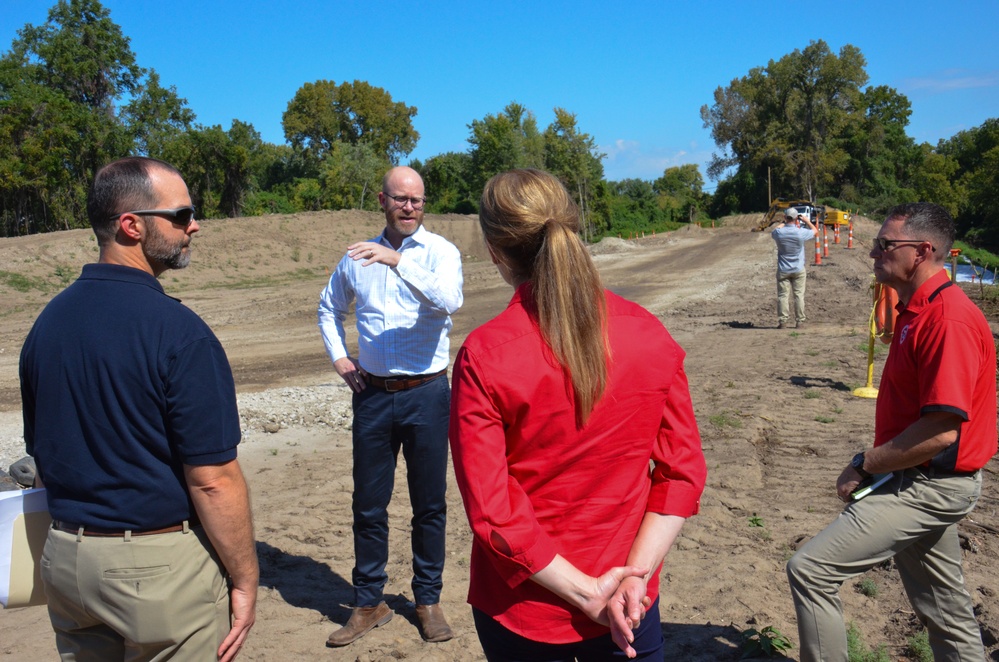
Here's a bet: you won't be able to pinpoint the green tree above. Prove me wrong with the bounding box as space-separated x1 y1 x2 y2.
910 145 962 217
0 0 196 235
319 141 387 210
543 107 606 239
282 79 419 164
938 118 999 246
122 70 195 156
467 102 545 196
159 120 263 218
417 152 475 213
701 40 868 203
654 164 705 223
840 85 919 210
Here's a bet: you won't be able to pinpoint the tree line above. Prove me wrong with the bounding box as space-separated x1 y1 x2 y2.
701 40 999 248
2 2 997 251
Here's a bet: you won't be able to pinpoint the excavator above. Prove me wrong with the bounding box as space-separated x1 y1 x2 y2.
752 198 851 233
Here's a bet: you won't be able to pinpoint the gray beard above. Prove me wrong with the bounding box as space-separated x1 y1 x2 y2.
143 224 190 270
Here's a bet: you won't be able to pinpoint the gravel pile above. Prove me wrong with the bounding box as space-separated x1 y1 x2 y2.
1 384 355 477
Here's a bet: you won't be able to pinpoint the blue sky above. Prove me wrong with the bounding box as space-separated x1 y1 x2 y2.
2 0 997 188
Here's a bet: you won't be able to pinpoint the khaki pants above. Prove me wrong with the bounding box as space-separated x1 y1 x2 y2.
41 524 230 661
787 470 984 662
776 270 807 325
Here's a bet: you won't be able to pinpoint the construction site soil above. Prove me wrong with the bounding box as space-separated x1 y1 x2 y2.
1 210 997 661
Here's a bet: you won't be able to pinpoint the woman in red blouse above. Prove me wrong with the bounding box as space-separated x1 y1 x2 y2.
449 169 707 660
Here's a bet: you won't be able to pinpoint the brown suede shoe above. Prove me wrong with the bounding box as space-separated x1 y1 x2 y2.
326 602 393 647
415 603 454 642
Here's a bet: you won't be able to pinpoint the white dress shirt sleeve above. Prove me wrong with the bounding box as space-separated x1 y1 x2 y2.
317 256 354 364
394 240 464 315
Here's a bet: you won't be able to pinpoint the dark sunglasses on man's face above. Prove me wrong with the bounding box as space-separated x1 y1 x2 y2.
871 237 935 252
110 206 197 226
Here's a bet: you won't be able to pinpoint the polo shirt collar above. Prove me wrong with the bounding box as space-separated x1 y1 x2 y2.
900 268 952 315
80 263 175 298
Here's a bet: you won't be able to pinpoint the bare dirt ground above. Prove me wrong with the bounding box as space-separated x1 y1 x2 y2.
1 210 997 661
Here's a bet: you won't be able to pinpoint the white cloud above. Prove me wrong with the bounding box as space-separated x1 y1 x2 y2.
903 69 999 94
600 139 711 182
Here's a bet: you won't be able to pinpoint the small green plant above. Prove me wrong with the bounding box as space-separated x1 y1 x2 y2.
846 623 890 662
709 411 742 428
269 449 278 456
804 390 821 399
0 270 44 292
906 629 932 662
789 331 801 338
832 406 843 414
290 247 301 262
53 264 74 284
815 416 834 424
856 578 878 598
820 360 838 368
740 625 792 658
726 381 735 388
805 349 820 356
855 342 887 357
748 515 764 527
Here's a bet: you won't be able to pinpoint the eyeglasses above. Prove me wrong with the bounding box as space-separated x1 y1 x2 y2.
872 237 935 252
383 193 426 210
111 206 197 226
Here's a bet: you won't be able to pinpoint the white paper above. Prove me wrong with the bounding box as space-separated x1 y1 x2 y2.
0 488 49 607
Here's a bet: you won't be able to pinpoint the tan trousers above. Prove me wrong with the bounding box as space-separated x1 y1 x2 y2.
776 270 807 325
787 470 984 662
41 524 230 661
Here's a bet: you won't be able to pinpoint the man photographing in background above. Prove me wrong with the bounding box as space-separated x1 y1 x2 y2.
772 207 818 329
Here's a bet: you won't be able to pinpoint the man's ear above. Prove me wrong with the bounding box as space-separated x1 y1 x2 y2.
116 213 143 242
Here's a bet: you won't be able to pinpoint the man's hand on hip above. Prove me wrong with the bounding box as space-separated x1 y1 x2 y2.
335 356 366 393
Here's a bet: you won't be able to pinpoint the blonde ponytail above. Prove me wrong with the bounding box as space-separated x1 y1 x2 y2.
479 169 607 425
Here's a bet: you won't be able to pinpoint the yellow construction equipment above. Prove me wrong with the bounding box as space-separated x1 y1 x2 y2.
753 198 851 232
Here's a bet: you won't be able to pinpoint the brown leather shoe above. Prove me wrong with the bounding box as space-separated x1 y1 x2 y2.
326 602 393 647
415 603 453 642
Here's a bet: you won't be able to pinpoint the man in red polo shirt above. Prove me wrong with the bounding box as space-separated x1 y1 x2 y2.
787 202 996 661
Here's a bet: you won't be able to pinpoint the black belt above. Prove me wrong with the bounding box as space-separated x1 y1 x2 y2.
364 369 447 392
52 520 196 537
905 467 979 479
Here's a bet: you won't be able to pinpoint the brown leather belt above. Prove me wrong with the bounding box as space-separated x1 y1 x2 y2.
52 520 194 537
364 369 447 392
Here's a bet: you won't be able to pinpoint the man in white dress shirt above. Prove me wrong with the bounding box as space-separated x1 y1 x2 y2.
319 166 463 647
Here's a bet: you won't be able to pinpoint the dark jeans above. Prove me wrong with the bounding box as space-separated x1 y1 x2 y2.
473 597 664 661
350 374 450 606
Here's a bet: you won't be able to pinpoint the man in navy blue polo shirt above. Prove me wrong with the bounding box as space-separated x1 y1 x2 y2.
20 157 258 661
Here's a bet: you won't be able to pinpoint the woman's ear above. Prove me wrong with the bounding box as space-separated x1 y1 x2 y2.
486 242 502 266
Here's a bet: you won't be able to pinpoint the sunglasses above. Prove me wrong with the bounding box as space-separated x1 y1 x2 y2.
111 206 197 226
871 237 935 252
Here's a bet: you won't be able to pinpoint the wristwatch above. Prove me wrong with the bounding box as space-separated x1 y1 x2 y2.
851 452 871 479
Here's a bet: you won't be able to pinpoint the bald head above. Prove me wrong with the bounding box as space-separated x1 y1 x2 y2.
382 166 424 193
379 166 426 248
